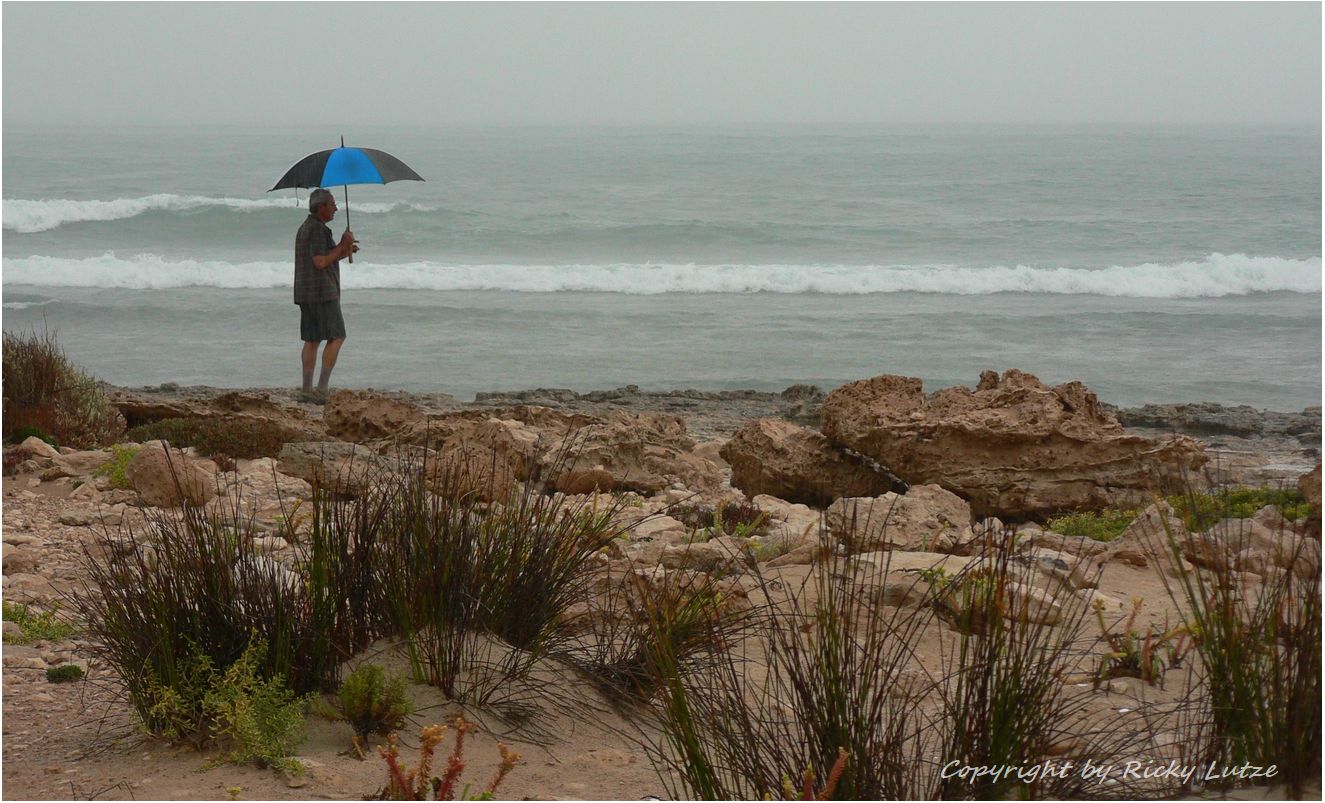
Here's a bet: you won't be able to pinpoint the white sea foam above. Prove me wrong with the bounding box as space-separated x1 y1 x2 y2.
1 299 57 310
2 253 1319 298
2 194 434 233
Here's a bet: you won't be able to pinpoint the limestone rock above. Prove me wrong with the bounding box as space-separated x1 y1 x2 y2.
323 390 427 443
277 441 390 497
720 418 900 508
826 484 972 553
543 412 723 496
15 437 59 460
126 444 217 508
430 418 542 502
820 370 1207 518
46 449 113 480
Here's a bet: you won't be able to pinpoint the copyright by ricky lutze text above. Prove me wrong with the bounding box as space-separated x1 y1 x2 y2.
941 759 1278 786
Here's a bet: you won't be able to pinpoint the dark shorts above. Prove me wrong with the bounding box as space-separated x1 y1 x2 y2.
298 300 346 342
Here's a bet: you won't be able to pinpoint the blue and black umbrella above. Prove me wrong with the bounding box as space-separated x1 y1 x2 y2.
270 137 424 261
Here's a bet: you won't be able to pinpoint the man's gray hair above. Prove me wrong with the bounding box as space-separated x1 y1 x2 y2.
309 188 334 214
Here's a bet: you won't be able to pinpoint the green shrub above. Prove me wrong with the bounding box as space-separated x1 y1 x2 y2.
46 664 85 683
2 328 124 449
92 443 141 490
1168 487 1310 531
203 640 309 773
2 601 76 644
1045 507 1138 542
335 664 414 748
9 425 57 448
126 416 290 460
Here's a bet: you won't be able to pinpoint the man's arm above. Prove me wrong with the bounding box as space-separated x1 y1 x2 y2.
310 229 358 270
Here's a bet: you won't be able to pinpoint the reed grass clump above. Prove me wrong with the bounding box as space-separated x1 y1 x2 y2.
647 530 934 800
2 327 124 449
1144 483 1322 796
75 482 380 742
377 449 629 714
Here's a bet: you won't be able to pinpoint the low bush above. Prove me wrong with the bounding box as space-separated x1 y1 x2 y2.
331 664 414 753
2 328 123 449
45 664 85 683
1045 507 1138 542
2 601 76 644
126 416 290 460
203 641 310 773
1168 486 1310 530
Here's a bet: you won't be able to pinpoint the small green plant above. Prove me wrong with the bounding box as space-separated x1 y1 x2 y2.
324 664 414 757
1093 599 1189 689
918 565 953 591
203 640 310 774
92 443 142 490
1045 507 1138 542
45 664 85 683
376 717 519 801
2 601 76 644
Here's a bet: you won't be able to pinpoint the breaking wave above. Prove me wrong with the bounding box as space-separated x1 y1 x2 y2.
1 252 1318 298
2 194 435 233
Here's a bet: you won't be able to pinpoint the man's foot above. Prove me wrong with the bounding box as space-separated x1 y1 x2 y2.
298 389 327 405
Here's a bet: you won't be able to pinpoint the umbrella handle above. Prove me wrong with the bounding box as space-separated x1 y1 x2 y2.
344 185 353 264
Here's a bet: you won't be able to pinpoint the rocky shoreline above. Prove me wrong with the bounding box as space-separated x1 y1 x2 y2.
105 377 1322 486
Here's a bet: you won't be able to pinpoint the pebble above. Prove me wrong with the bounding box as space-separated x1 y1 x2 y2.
3 533 41 546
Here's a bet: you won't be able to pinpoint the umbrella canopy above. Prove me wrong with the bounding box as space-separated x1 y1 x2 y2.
269 145 424 191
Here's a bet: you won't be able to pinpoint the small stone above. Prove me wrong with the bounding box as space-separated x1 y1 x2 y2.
58 510 95 527
1108 679 1130 695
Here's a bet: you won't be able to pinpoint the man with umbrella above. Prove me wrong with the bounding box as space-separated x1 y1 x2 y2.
294 188 358 403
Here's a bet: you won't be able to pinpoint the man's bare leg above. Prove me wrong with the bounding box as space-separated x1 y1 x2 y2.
317 337 344 395
301 341 319 392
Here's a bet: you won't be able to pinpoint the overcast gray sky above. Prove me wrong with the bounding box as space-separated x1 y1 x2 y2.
4 2 1320 126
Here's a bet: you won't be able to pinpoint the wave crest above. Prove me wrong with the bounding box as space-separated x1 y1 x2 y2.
2 194 434 233
1 253 1318 298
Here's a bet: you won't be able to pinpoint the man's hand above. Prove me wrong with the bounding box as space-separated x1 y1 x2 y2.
340 229 356 246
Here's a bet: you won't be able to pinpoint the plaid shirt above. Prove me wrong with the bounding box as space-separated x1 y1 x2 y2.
293 214 341 304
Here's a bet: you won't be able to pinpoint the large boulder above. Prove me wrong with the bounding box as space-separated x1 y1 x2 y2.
126 443 217 508
826 484 972 553
720 418 901 508
820 370 1207 518
324 390 427 443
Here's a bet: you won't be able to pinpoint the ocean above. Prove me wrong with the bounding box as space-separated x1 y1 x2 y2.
3 124 1320 409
